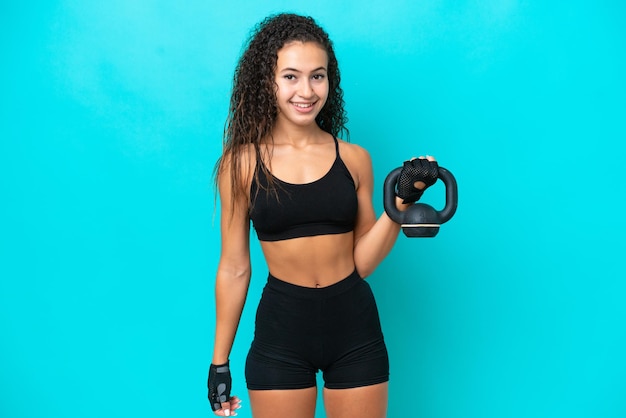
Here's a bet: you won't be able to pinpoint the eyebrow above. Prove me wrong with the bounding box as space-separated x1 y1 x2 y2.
280 66 327 73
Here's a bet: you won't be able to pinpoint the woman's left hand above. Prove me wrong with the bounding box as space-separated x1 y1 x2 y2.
396 155 439 203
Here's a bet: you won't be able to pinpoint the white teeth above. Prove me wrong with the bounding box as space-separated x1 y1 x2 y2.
292 103 313 108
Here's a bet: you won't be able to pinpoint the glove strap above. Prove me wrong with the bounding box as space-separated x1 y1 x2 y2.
208 361 231 412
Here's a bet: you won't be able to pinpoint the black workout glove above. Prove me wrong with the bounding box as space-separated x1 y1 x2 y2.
396 158 439 203
208 361 232 412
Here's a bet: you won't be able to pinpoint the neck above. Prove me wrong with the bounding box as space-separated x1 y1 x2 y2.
271 119 326 147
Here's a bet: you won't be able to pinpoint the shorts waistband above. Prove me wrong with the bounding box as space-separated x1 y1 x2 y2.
266 269 362 299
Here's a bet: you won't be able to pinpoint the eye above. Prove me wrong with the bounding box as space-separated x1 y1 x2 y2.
312 74 326 80
283 74 296 80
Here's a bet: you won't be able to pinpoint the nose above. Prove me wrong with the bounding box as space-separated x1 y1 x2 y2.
299 79 314 98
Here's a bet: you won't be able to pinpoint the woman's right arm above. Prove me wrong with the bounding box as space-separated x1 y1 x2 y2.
211 155 252 365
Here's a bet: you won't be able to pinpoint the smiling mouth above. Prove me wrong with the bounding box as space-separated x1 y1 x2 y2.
291 101 315 108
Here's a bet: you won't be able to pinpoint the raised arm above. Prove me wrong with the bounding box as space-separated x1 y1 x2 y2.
344 145 407 278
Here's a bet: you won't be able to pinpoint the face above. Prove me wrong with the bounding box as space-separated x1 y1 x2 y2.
274 41 329 128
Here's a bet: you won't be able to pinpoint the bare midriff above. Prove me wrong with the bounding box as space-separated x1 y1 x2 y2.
259 231 356 288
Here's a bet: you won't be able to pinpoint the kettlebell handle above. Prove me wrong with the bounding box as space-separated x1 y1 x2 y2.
383 165 458 225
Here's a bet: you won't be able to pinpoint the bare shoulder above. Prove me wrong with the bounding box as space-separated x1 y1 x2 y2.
339 139 372 163
218 144 257 203
337 139 373 187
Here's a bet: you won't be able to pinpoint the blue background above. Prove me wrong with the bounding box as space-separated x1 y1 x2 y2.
2 1 625 417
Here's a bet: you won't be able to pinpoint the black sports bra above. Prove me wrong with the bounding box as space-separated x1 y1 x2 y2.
249 137 358 242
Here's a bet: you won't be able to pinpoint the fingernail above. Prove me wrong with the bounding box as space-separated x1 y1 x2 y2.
225 410 230 417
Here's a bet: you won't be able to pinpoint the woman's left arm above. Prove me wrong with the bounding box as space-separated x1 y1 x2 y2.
348 144 410 278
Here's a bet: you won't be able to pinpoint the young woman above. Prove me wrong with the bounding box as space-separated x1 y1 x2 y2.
208 13 439 418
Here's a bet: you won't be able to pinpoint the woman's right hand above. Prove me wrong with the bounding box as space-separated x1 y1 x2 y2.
208 362 242 416
212 396 242 417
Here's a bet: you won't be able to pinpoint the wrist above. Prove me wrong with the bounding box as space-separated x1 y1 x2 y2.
212 354 230 365
394 196 412 212
211 359 229 368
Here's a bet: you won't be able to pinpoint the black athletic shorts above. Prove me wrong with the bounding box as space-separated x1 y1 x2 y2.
245 270 389 390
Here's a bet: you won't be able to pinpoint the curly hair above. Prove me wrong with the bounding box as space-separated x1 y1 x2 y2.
215 13 349 209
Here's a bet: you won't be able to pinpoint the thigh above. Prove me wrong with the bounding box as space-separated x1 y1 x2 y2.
246 339 318 390
323 382 388 418
246 282 319 390
323 279 389 389
249 387 318 418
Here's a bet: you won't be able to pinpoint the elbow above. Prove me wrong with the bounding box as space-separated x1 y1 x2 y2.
357 267 372 279
233 265 252 281
354 256 375 279
217 262 252 283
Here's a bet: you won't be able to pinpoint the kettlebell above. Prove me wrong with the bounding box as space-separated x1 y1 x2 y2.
384 166 458 237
